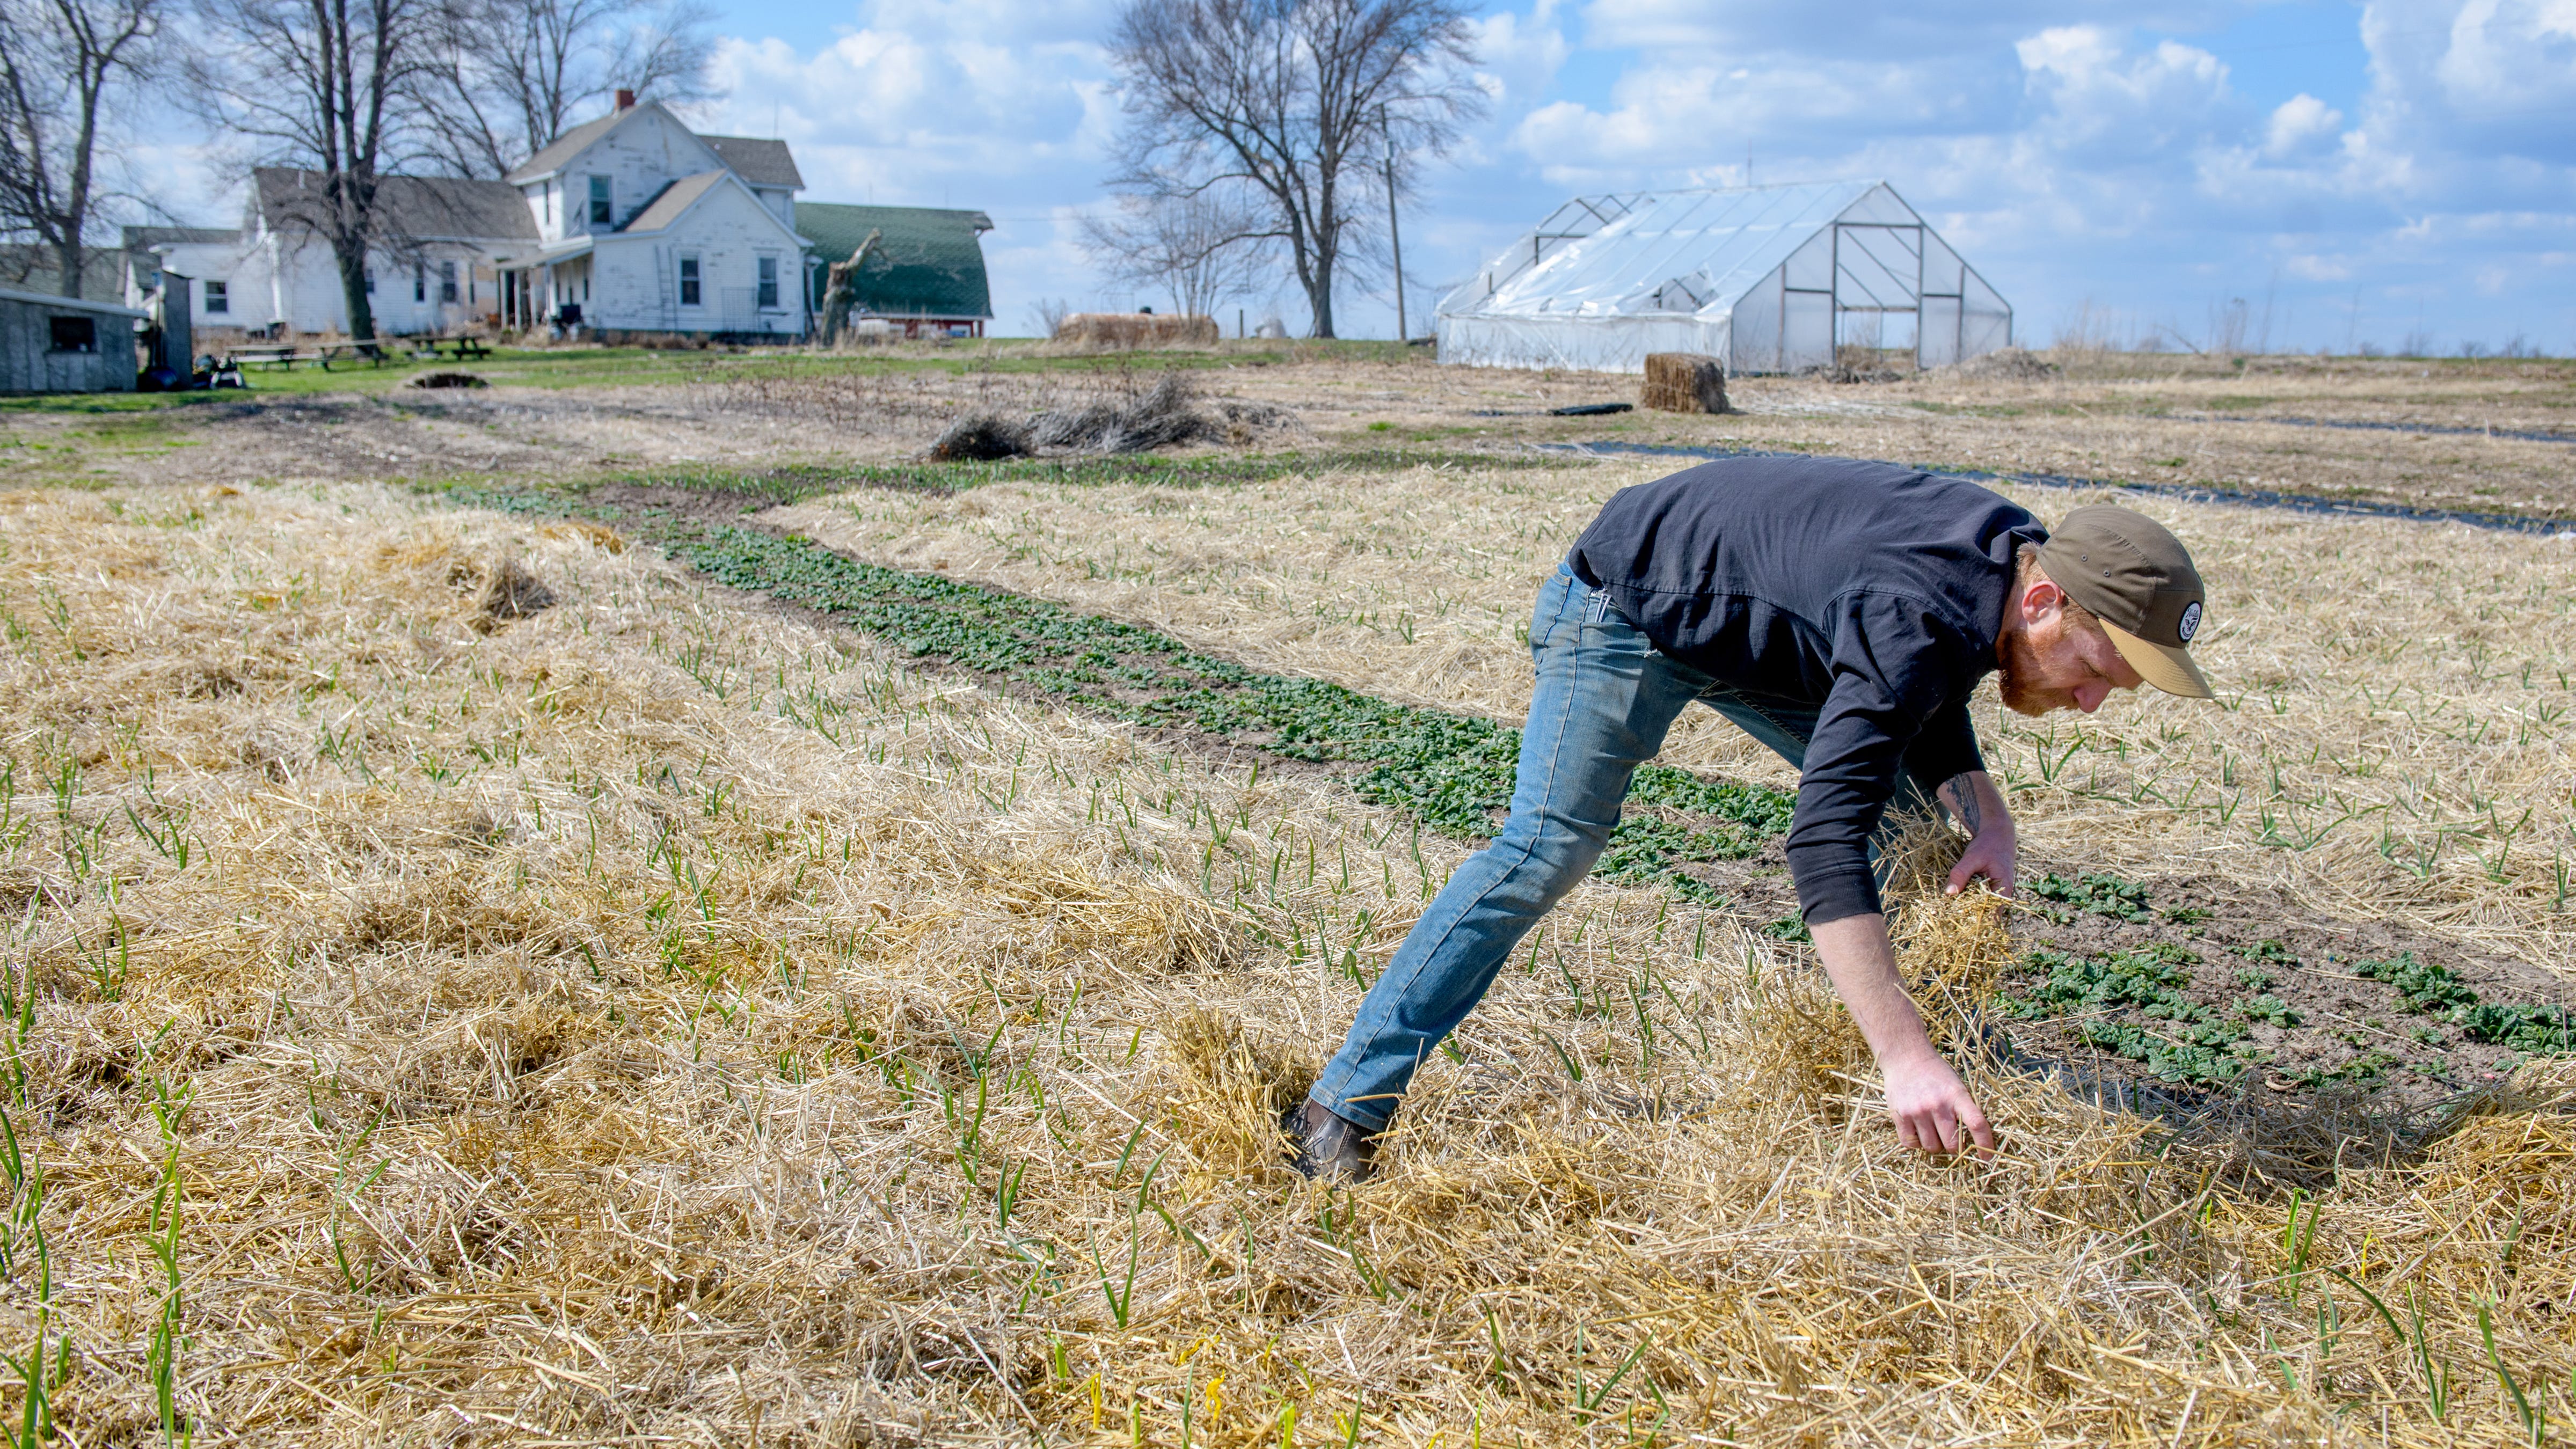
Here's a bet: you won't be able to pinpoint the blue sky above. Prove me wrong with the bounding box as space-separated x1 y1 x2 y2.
150 0 2576 352
678 0 2576 351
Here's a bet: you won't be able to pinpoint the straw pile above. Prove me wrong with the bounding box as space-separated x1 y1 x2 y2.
1053 312 1222 349
4 479 2572 1445
1640 353 1732 414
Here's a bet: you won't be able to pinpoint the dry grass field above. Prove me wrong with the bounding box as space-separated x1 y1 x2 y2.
3 346 2574 1447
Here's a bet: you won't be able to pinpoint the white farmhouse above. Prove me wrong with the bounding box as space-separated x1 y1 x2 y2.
124 93 812 344
495 97 808 338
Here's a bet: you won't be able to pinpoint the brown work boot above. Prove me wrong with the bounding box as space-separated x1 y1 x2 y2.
1282 1099 1380 1182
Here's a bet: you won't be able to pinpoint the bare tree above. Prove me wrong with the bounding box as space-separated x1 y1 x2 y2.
189 0 440 345
1105 0 1478 338
0 0 159 297
1076 192 1269 319
422 0 715 178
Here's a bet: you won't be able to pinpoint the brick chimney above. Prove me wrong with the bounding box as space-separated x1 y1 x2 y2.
615 88 636 111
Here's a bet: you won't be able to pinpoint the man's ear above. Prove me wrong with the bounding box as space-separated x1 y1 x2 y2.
2019 576 2067 624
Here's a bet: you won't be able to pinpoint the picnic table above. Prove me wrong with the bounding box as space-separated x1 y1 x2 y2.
221 340 387 371
411 336 492 362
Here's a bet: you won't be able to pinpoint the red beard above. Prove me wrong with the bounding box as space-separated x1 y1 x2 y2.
1997 625 2078 716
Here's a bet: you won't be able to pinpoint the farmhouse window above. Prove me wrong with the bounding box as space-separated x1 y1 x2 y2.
757 255 779 310
589 175 612 226
678 254 702 307
440 261 458 304
203 280 229 314
47 315 94 353
414 265 426 302
364 267 375 294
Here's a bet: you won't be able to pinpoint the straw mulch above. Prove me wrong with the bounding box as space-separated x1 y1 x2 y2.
2 480 2571 1445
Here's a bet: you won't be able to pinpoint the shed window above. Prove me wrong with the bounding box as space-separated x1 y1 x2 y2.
588 175 612 226
439 261 458 304
47 315 95 353
203 280 230 314
678 253 701 307
756 255 779 310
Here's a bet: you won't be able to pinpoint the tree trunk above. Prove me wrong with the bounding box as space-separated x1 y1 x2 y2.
817 229 880 346
337 243 378 349
1304 233 1336 338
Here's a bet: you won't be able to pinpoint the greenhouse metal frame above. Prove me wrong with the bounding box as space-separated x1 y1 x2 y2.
1435 181 2012 374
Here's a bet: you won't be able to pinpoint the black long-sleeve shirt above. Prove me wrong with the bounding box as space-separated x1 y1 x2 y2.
1568 456 2042 924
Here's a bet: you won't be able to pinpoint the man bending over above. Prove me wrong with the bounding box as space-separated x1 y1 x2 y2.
1287 456 2215 1177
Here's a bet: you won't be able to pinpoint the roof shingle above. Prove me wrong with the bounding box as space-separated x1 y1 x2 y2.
253 169 537 241
699 136 802 189
620 172 729 233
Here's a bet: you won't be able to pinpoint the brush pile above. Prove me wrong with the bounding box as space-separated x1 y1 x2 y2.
2 478 2571 1447
928 371 1300 459
1946 346 2063 381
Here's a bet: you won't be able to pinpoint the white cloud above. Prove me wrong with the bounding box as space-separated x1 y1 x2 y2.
2263 93 2344 157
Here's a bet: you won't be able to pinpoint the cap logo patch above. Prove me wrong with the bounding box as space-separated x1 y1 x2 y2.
2177 601 2203 643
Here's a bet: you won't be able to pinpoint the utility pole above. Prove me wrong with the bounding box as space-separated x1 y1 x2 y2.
1382 105 1406 342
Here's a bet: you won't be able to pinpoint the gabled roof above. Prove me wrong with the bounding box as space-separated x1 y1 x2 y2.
621 171 731 233
795 203 993 319
122 225 240 249
505 108 631 184
0 284 147 318
700 136 801 189
253 169 537 241
1452 181 1893 321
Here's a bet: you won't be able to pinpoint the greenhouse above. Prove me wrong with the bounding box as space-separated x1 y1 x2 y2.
1435 181 2012 374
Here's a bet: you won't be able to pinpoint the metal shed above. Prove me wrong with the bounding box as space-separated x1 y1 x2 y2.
0 286 143 392
1436 181 2010 375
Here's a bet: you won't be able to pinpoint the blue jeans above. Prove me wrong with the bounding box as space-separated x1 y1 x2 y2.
1306 564 1942 1131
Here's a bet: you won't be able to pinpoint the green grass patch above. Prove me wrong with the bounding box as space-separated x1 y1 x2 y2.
0 338 1436 413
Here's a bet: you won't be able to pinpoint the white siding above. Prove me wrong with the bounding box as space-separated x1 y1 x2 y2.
586 180 807 335
548 110 728 240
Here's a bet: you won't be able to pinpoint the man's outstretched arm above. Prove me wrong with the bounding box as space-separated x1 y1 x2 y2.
1808 913 1997 1157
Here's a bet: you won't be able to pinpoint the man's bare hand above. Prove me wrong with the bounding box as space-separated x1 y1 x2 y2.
1937 770 2017 897
1883 1052 1996 1158
1808 913 2002 1160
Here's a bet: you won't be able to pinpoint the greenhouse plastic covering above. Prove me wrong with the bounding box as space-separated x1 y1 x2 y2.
1436 181 2010 374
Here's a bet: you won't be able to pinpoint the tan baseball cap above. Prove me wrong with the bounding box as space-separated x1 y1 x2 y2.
2033 506 2214 699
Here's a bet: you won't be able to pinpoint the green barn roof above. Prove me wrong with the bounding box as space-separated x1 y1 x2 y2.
797 203 994 320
